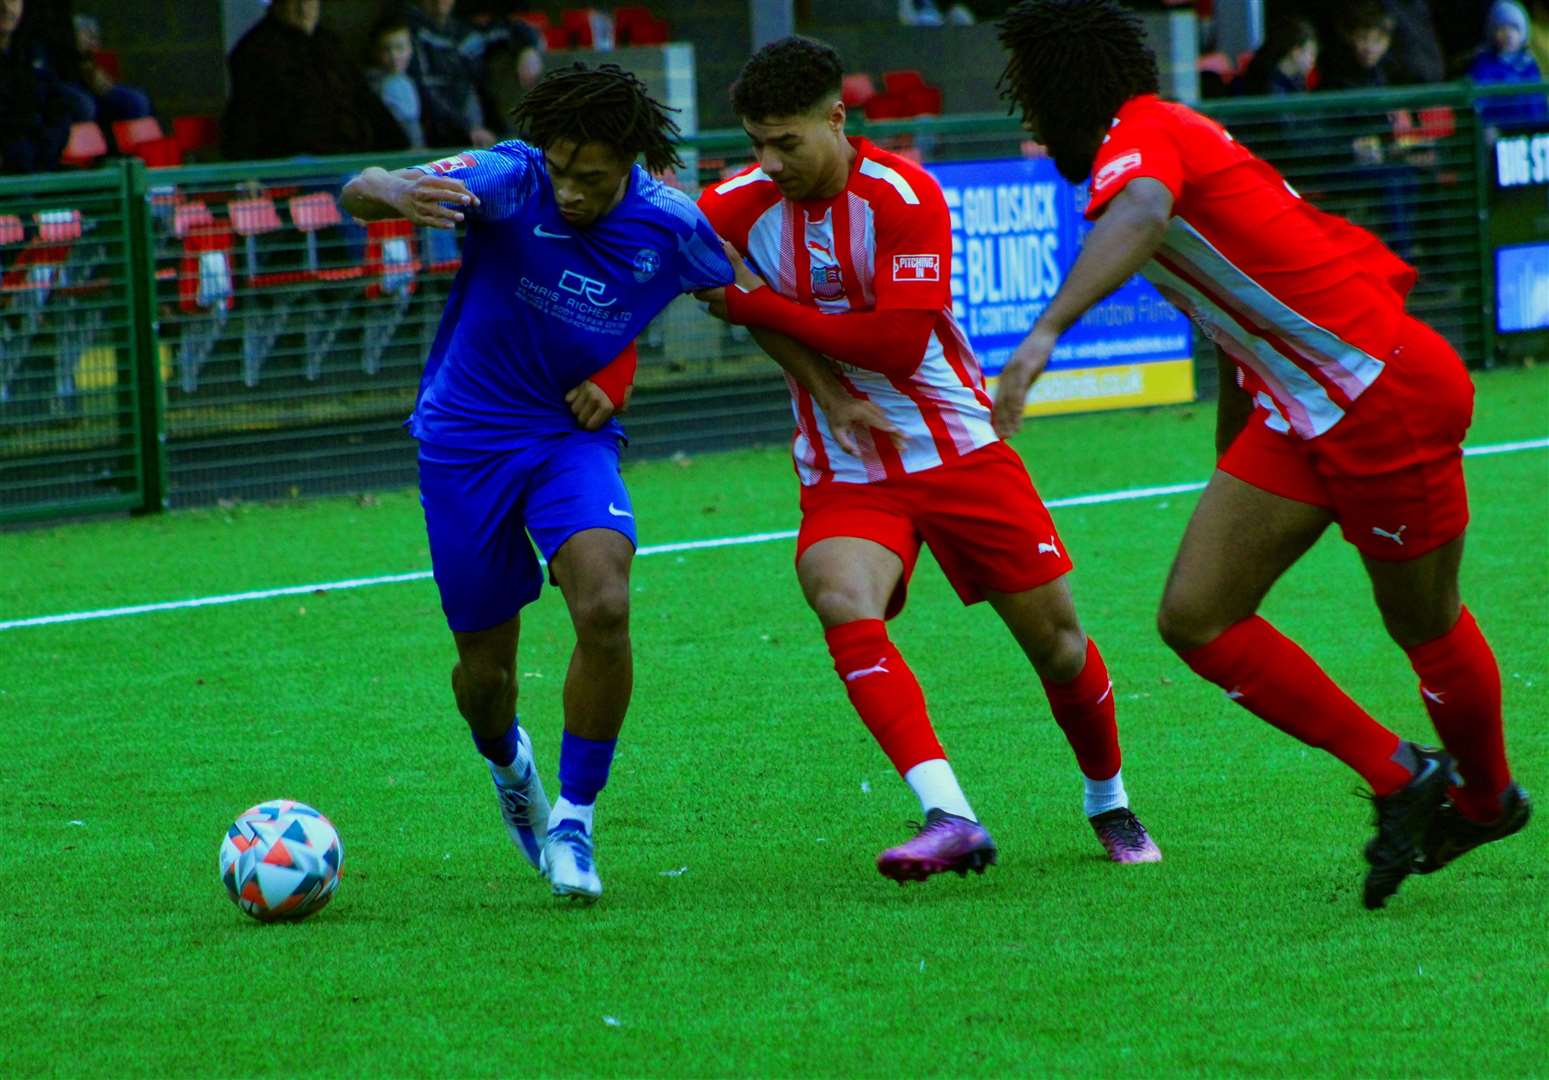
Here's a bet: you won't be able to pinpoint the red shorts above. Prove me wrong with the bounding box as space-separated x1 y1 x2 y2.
1220 317 1474 560
796 440 1074 618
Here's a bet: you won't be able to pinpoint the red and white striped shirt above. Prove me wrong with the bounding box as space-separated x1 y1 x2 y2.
698 138 998 485
1087 95 1418 440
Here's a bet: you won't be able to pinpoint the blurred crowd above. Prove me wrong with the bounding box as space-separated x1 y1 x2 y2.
1 0 1546 175
1 0 545 173
1228 0 1547 126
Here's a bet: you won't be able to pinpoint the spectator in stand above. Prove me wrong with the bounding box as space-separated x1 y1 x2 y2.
1237 15 1319 95
0 0 72 173
367 14 425 148
1319 2 1398 89
70 13 155 134
456 1 544 131
400 0 501 148
1383 0 1445 83
1469 1 1549 129
222 0 408 161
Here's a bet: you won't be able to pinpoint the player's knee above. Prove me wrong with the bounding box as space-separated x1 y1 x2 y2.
807 582 879 625
1378 603 1458 651
1156 598 1220 655
572 583 630 646
1032 624 1088 683
452 658 515 721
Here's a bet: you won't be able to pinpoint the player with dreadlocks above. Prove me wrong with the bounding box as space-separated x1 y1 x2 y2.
993 0 1529 909
342 63 732 903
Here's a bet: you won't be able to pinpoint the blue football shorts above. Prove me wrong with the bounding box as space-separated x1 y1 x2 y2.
417 431 636 633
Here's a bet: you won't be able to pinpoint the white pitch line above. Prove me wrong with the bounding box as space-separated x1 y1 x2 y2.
4 436 1545 633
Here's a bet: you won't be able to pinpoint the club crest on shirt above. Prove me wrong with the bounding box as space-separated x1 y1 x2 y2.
811 263 845 300
425 152 478 175
632 248 661 283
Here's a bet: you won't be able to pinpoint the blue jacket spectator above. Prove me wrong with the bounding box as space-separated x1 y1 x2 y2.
1469 1 1549 127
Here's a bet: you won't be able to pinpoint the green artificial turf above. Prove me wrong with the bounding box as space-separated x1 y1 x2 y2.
2 365 1545 1077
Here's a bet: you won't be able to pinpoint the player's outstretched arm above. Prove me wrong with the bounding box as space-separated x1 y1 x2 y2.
340 166 481 229
992 177 1174 437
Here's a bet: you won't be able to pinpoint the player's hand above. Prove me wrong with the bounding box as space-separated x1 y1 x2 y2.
470 127 499 149
392 174 480 230
694 239 766 321
565 379 621 431
722 238 765 293
992 328 1056 439
694 285 729 320
821 392 903 456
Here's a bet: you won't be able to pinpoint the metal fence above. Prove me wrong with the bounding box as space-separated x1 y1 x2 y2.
0 80 1538 523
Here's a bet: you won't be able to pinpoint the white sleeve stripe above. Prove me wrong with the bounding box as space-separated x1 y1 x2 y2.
714 169 772 195
858 159 920 205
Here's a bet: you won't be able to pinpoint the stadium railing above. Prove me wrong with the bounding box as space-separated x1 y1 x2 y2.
0 80 1541 524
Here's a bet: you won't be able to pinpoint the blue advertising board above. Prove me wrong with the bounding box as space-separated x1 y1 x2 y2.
927 156 1194 415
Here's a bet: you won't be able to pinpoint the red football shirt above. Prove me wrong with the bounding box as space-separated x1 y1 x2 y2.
1088 95 1418 439
698 137 996 485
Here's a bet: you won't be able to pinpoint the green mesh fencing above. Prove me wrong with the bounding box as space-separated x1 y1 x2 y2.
0 80 1539 522
0 168 150 524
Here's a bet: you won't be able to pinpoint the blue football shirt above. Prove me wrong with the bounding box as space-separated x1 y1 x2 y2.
407 142 733 448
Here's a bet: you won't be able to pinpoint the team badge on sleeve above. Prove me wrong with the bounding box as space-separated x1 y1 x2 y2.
892 254 940 282
1093 151 1142 192
425 152 478 175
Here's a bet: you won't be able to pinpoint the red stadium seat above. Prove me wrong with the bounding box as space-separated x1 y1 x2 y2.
882 70 926 96
0 214 23 247
111 116 164 151
172 115 221 155
842 73 877 110
288 193 364 283
59 122 108 168
614 6 669 46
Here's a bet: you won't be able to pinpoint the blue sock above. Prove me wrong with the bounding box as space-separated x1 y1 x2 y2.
558 730 617 805
471 720 520 768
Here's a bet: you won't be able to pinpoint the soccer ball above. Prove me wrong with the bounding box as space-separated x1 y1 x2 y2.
219 800 343 922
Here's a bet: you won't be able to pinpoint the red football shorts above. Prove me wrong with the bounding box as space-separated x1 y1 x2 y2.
796 440 1074 618
1220 316 1474 561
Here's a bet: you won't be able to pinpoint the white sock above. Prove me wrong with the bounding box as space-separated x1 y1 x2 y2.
487 725 532 787
1084 768 1128 818
904 758 976 820
549 795 594 835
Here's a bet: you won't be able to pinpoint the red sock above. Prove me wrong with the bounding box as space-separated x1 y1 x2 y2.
1405 607 1511 822
825 619 944 776
1181 616 1412 795
1041 637 1121 781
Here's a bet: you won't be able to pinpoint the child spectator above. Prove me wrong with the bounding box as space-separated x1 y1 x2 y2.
1319 2 1397 90
367 15 425 148
1238 16 1319 95
1469 1 1549 129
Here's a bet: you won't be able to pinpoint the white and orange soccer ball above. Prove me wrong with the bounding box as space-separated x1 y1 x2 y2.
219 800 342 922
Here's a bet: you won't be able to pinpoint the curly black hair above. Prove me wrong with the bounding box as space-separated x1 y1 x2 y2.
730 36 844 122
509 62 683 173
997 0 1159 181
